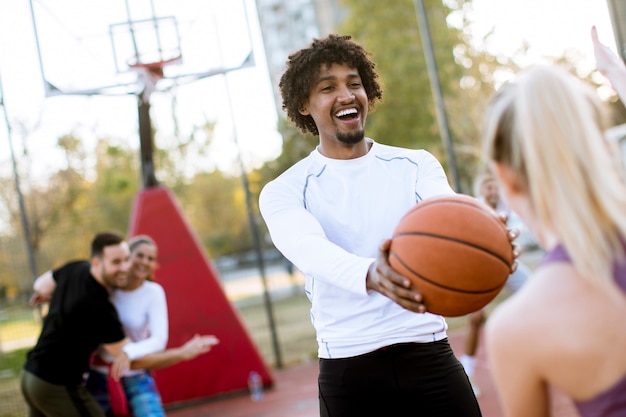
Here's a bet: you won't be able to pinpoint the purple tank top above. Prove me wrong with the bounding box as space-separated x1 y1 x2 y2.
542 245 626 417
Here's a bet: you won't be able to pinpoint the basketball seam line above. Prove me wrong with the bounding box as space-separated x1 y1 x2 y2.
388 252 505 294
392 231 511 266
409 198 490 212
402 198 499 224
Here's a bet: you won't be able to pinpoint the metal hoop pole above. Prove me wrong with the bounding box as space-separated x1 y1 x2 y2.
135 65 162 188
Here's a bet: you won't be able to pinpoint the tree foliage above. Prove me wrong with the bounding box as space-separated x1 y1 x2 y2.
339 0 452 152
3 0 621 297
179 169 250 257
0 121 254 295
338 0 492 192
254 118 318 188
255 0 511 195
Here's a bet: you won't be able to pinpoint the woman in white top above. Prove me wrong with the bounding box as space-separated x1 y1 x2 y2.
87 235 169 417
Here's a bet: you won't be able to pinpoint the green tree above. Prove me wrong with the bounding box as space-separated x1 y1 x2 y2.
257 0 502 194
28 137 139 272
336 0 541 192
442 4 525 190
155 119 216 194
87 138 140 233
0 130 97 293
255 118 318 188
339 0 464 155
0 131 96 273
182 169 251 257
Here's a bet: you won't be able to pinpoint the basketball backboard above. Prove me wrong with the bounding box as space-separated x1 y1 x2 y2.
28 0 255 96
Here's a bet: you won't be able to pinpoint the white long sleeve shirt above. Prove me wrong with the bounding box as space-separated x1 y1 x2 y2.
259 139 455 358
97 281 168 375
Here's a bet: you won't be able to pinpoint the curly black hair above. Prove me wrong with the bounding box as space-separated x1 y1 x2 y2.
279 34 383 136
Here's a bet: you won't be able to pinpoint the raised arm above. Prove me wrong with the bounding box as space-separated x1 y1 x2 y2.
592 26 626 104
30 271 56 306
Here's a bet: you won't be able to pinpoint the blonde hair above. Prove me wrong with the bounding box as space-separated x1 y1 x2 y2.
482 65 626 286
129 235 157 252
128 235 158 281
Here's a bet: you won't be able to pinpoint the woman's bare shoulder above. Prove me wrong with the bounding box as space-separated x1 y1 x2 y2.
487 263 578 344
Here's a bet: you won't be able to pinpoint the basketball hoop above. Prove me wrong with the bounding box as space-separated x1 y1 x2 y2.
128 54 182 100
127 54 182 80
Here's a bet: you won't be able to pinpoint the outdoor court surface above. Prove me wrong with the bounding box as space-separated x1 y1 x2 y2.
168 328 581 417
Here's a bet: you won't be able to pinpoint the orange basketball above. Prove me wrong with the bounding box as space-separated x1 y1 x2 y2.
389 194 513 317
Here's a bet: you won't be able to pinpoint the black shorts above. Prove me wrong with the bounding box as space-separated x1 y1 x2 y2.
318 339 481 417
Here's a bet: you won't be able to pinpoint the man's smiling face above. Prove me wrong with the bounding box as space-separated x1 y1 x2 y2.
300 63 369 154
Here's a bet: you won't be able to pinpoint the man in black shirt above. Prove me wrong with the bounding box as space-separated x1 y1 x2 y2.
22 231 221 417
22 231 132 417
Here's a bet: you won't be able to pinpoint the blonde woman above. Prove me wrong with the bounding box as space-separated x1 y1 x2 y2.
482 65 626 417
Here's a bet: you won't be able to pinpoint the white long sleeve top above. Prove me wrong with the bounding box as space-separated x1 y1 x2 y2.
259 139 455 358
97 281 168 375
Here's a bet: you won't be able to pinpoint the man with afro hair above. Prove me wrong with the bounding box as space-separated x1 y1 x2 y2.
260 34 484 416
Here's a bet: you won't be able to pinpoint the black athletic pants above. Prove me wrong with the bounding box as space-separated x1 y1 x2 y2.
318 339 482 417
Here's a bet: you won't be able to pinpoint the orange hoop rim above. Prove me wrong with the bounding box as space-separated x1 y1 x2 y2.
127 54 183 76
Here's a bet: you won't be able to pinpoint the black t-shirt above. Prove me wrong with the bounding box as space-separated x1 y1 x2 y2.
24 261 126 385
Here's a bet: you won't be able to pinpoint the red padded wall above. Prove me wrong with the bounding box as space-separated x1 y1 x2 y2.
128 186 273 406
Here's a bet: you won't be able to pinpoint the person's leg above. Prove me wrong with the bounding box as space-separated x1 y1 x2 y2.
463 310 485 358
123 371 165 417
21 370 46 417
84 369 112 415
460 309 485 396
21 369 106 417
395 340 482 417
318 350 396 417
318 341 481 417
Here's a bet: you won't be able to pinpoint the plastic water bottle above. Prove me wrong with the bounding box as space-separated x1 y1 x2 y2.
248 371 264 401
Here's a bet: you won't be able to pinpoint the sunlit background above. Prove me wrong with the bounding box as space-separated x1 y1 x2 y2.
0 1 623 415
0 0 617 178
